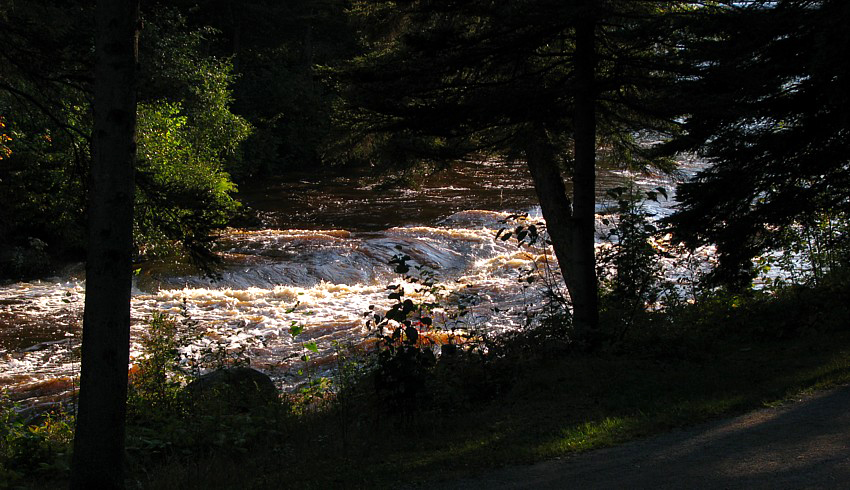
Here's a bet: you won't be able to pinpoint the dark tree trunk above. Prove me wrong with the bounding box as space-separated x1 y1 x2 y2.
570 16 600 339
70 1 139 489
526 17 600 344
525 126 574 293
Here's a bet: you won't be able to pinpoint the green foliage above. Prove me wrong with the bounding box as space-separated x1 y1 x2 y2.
1 393 74 487
0 1 97 269
124 310 285 469
494 213 575 348
361 249 521 413
598 185 667 338
365 252 441 413
128 307 262 419
756 211 850 289
0 3 251 276
285 310 335 414
155 0 359 175
135 10 251 264
135 98 245 262
0 110 89 269
138 9 251 169
128 307 255 427
129 312 185 415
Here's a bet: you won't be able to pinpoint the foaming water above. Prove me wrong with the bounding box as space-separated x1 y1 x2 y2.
0 159 701 405
0 213 548 403
0 280 85 407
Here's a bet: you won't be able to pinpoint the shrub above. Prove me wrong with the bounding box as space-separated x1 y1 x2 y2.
128 312 186 416
598 185 667 340
0 393 74 486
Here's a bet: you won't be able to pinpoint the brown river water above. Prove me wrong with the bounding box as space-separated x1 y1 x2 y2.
0 159 702 409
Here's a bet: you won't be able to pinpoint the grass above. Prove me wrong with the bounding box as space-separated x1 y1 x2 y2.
134 329 850 489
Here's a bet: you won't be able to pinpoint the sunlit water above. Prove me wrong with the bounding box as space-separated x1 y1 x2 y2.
0 159 707 408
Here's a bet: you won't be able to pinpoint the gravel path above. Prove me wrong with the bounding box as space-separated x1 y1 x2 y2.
436 385 850 489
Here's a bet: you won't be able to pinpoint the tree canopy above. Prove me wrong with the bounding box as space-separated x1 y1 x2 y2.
0 1 250 273
339 1 684 167
666 0 850 287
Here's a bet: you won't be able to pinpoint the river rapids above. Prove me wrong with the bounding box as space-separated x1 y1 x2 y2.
0 159 706 408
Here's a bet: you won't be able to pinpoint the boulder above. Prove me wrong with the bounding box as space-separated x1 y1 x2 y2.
184 367 278 413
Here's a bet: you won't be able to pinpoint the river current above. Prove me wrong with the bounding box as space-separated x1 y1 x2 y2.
0 159 702 408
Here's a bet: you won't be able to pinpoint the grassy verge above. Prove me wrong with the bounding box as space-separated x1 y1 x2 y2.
139 332 850 488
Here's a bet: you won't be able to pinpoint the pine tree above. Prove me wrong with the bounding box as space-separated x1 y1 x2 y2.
339 0 689 339
665 0 850 288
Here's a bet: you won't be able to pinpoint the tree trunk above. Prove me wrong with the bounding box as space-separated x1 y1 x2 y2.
70 1 139 489
525 126 574 296
526 17 600 344
571 16 600 339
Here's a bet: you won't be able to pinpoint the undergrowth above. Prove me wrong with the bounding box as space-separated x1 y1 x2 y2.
0 393 74 488
128 249 850 489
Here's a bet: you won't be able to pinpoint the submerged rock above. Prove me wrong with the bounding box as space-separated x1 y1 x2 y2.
184 367 278 413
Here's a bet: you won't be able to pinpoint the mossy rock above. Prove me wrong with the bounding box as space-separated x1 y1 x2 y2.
183 367 278 413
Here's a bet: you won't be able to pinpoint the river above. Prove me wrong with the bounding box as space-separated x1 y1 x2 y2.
0 158 701 408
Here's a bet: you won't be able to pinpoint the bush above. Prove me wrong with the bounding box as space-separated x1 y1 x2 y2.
598 186 666 325
128 312 186 416
0 393 74 487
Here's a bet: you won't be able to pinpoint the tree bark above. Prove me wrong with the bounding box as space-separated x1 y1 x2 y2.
526 16 600 344
70 1 139 489
571 15 600 339
525 126 575 296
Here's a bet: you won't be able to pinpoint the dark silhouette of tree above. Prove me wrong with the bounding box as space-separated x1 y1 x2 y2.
665 0 850 288
70 1 139 488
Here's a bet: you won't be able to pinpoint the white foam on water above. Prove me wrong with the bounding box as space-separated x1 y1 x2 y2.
0 218 549 401
1 159 722 404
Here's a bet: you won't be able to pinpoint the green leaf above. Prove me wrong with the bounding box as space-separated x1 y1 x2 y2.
304 342 319 353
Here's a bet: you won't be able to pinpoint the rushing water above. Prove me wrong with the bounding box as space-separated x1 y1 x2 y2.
0 159 701 408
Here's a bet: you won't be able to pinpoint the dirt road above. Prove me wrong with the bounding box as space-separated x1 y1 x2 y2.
437 385 850 489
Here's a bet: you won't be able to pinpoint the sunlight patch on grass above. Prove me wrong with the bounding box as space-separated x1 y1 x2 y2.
536 393 761 459
538 416 643 456
407 432 506 469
